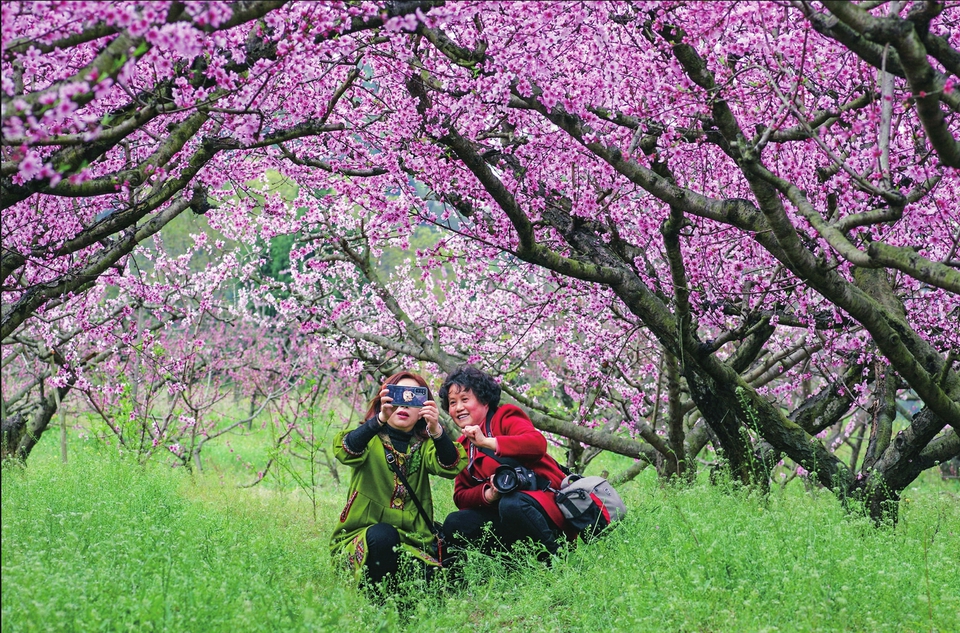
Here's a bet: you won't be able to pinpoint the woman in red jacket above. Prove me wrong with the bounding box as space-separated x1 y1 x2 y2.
439 365 569 567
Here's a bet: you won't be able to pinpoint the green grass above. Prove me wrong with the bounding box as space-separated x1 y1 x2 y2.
3 433 958 632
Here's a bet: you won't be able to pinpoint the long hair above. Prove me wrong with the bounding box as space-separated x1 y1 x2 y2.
362 371 434 436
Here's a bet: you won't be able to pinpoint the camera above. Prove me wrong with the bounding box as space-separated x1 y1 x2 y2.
492 464 540 494
386 384 428 407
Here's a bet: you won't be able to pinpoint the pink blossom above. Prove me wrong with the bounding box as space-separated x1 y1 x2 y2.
18 150 43 180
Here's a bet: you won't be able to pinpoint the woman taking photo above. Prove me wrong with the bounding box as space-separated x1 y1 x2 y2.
439 365 570 567
331 371 467 591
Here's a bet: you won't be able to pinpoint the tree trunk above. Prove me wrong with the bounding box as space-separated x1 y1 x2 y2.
685 371 767 487
1 413 27 461
852 408 959 524
1 379 77 463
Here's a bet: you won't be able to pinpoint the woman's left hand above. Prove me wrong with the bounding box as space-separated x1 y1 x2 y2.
421 401 442 437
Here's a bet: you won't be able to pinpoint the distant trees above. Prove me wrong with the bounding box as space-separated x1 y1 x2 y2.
3 1 957 522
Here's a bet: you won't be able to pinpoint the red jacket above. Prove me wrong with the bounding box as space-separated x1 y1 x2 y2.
453 403 568 528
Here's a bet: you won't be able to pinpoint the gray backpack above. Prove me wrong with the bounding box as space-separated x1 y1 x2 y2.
554 474 627 542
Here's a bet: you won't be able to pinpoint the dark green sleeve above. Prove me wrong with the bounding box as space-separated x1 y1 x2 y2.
342 416 383 455
432 430 459 467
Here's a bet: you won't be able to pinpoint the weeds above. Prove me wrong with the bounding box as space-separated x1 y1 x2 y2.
3 436 958 632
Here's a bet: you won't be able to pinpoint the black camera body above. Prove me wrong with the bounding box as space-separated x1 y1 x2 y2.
386 384 428 407
492 464 541 495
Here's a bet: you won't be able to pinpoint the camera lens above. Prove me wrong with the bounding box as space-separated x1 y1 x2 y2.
493 465 520 494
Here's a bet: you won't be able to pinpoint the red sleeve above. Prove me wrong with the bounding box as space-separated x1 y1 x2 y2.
453 468 488 509
493 405 547 460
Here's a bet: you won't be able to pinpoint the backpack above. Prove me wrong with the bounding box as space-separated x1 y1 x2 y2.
554 474 627 542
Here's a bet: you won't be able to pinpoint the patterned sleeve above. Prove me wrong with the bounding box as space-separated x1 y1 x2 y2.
333 418 380 466
425 436 468 478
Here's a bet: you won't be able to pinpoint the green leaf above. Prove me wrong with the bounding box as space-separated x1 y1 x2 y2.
111 53 128 73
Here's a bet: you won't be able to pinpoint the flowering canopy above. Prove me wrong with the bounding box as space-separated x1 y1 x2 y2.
2 1 958 518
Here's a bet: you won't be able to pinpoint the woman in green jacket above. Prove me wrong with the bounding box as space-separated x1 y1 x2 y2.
331 371 467 589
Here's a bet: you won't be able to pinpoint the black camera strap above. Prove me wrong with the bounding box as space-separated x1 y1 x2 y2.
477 445 521 468
480 412 523 467
383 449 442 540
480 409 567 490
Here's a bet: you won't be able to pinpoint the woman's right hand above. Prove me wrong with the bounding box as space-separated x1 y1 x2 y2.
378 387 394 424
483 482 501 504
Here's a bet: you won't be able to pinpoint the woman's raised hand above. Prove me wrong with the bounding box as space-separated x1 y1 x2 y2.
462 425 498 452
377 387 394 423
421 401 442 436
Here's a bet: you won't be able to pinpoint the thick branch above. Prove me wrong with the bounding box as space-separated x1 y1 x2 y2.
800 2 960 112
821 1 960 167
1 195 193 339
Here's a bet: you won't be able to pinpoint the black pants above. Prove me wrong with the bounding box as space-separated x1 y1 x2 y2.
442 492 561 563
364 522 402 585
362 522 435 593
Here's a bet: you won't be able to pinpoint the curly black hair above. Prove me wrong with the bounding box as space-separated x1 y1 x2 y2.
439 365 501 411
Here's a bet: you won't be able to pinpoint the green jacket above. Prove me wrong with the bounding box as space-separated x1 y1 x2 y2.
330 428 467 572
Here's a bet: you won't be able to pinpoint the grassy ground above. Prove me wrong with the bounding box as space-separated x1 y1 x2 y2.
2 431 958 632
